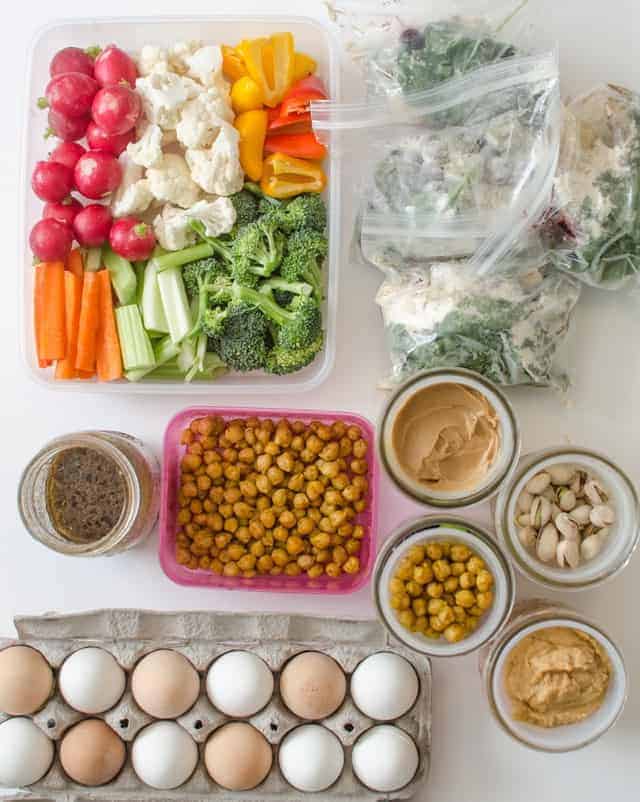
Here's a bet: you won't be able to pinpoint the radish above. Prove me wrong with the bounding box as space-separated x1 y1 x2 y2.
109 217 156 261
49 141 86 170
42 72 98 118
86 121 135 156
29 218 73 262
93 45 137 88
43 198 83 228
50 46 96 78
46 109 90 142
74 151 122 199
91 85 141 135
73 204 112 247
31 160 74 202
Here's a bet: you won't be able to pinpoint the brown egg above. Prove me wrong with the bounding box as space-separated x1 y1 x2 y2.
132 650 200 719
280 652 346 720
59 719 126 786
0 645 53 715
204 722 272 790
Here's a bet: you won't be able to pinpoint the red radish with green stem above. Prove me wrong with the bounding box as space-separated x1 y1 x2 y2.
73 204 113 247
31 160 74 202
43 198 83 228
74 151 122 199
109 217 156 261
29 218 73 262
49 141 86 170
41 72 98 118
86 121 135 155
49 46 98 78
46 109 90 142
93 45 137 87
91 85 141 135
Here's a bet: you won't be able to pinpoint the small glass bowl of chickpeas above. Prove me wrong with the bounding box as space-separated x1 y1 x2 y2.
159 407 378 593
373 515 515 657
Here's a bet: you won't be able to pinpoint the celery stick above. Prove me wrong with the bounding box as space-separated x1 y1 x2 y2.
134 261 146 307
85 247 103 272
102 246 137 305
139 353 226 381
141 260 169 334
155 242 213 272
115 305 155 371
157 266 192 344
125 335 180 381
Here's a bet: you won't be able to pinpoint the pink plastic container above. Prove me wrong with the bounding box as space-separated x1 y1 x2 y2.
160 407 379 594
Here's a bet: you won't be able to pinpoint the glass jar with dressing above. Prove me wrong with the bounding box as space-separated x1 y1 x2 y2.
479 599 628 752
18 431 160 557
378 368 521 508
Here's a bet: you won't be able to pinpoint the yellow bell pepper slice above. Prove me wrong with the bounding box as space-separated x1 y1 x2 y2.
238 33 295 108
293 52 317 82
231 76 264 114
235 110 268 182
222 45 247 82
260 153 327 199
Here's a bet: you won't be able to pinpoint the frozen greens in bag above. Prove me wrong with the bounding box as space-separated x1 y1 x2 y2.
376 263 580 388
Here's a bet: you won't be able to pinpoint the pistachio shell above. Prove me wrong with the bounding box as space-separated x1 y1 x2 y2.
555 512 580 541
526 472 551 495
515 513 531 528
584 479 608 506
580 534 603 562
570 471 587 497
590 504 615 528
541 486 556 502
557 539 580 568
569 504 592 526
548 464 576 485
517 490 534 513
551 503 562 520
530 496 552 529
557 488 577 512
518 526 538 549
536 523 559 563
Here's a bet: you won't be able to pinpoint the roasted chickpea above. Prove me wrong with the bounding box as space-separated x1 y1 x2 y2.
413 564 434 585
307 564 324 579
350 459 368 476
398 609 416 630
412 598 428 617
444 623 466 643
352 525 365 540
343 557 360 574
345 538 361 555
273 526 288 543
459 571 476 590
260 509 276 529
405 580 422 598
455 590 476 609
427 582 444 599
315 549 331 564
476 590 494 610
476 570 494 593
450 561 466 577
466 556 486 574
332 546 348 566
425 542 443 561
432 559 452 581
257 555 274 573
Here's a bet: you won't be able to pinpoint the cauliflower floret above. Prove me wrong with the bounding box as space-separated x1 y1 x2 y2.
168 41 203 75
153 204 197 251
136 44 169 76
126 123 163 169
135 71 201 130
176 90 234 149
188 197 237 237
147 153 201 208
186 124 244 196
110 154 153 218
185 45 225 88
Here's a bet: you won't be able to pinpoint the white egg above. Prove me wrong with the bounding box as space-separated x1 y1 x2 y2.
59 647 126 714
350 652 419 720
206 651 274 717
278 724 344 792
352 725 419 792
132 721 198 790
0 718 54 787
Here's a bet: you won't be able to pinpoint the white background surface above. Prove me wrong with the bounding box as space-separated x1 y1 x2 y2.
2 1 639 800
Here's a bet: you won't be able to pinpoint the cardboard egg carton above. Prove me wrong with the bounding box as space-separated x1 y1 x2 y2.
0 609 431 802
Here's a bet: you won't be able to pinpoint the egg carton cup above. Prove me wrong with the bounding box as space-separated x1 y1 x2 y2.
0 609 432 802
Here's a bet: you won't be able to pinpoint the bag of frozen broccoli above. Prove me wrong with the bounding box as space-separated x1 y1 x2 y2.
315 0 561 277
376 262 581 388
535 85 640 289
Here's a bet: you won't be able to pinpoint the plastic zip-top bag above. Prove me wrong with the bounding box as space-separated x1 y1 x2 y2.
538 84 640 289
376 263 581 388
315 0 560 276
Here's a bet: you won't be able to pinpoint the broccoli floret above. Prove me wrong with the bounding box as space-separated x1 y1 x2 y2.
234 285 322 350
190 220 235 265
230 189 260 227
279 229 328 302
259 277 313 298
232 219 286 278
266 332 324 374
182 256 228 300
270 193 327 234
206 303 271 372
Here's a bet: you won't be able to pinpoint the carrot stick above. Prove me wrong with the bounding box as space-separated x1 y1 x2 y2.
39 261 66 361
34 263 51 368
74 271 101 373
96 270 123 381
66 247 84 282
54 272 83 380
77 370 95 379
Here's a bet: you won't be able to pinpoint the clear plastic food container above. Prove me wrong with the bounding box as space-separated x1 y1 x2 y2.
20 16 340 394
160 406 379 594
479 599 628 752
